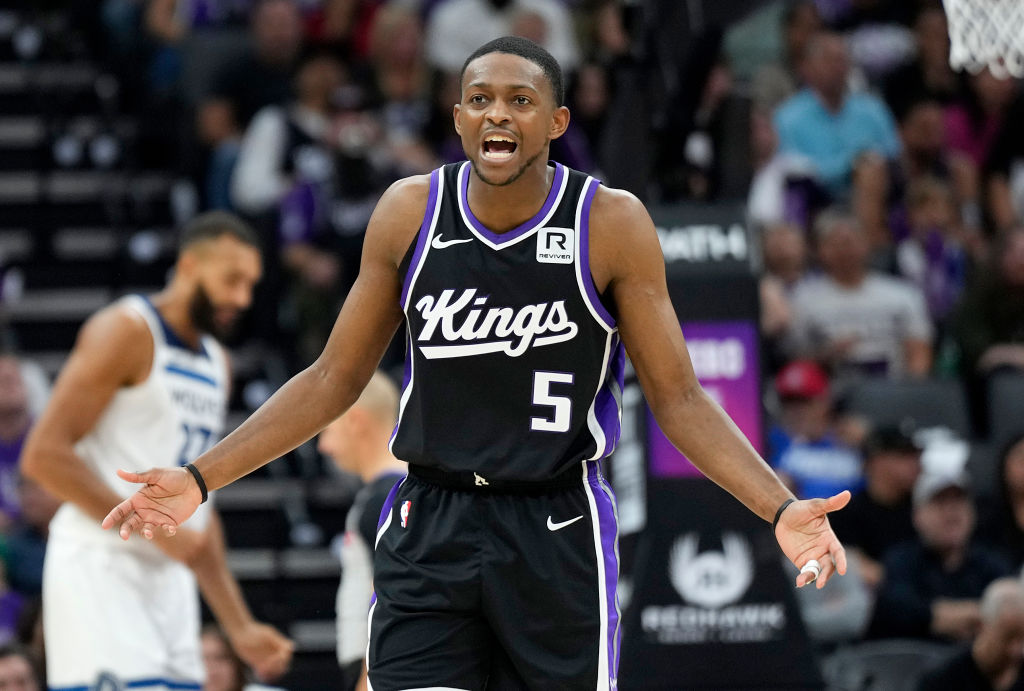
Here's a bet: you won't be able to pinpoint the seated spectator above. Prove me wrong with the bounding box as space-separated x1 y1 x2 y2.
984 96 1024 232
751 1 822 113
3 477 60 597
869 469 1013 642
883 5 963 117
917 578 1024 691
945 68 1017 172
977 434 1024 567
788 209 933 378
761 222 810 368
767 360 863 500
0 643 39 691
424 0 579 76
198 0 305 208
0 561 24 647
953 228 1024 377
773 32 900 243
895 177 970 326
891 98 980 237
829 422 923 587
0 354 33 531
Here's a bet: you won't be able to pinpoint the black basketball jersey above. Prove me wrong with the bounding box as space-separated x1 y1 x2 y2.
390 161 625 481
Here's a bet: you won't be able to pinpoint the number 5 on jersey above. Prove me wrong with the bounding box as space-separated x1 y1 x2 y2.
531 371 574 432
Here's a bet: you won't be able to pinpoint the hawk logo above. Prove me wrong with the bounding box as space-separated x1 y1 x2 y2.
536 227 574 264
669 532 753 609
414 289 578 359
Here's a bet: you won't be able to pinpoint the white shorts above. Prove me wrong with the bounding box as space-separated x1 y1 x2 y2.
43 536 203 690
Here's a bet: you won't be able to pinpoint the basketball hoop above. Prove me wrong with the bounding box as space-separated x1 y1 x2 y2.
944 0 1024 78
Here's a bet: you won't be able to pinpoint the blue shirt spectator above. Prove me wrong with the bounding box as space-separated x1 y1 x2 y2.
773 33 900 196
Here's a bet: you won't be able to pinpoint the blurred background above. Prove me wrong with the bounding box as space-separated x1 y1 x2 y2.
2 0 1024 688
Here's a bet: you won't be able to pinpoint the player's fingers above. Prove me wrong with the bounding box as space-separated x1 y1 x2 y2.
796 568 816 588
118 511 140 540
142 522 155 540
116 468 147 483
831 541 848 576
823 490 851 513
815 555 837 589
102 500 130 530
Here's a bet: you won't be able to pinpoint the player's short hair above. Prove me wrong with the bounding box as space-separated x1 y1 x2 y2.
461 36 565 106
354 370 401 428
179 211 260 255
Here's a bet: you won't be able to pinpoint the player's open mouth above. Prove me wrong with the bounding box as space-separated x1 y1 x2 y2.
482 135 517 161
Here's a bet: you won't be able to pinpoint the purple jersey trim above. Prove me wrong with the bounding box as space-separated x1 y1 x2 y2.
400 168 441 309
593 333 625 458
586 460 621 685
578 178 616 329
375 477 405 532
458 161 565 245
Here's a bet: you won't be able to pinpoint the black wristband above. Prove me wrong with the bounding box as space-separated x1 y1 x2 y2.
772 498 795 533
184 463 209 504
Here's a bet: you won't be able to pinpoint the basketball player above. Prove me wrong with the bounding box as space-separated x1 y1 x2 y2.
317 371 406 691
104 38 849 689
22 213 293 690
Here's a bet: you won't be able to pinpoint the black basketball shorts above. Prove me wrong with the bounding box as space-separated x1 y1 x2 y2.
367 461 621 690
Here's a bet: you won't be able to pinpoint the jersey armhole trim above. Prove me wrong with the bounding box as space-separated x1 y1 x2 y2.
120 295 162 388
400 168 443 310
576 177 616 331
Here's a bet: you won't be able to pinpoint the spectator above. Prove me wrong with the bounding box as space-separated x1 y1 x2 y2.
3 477 59 597
424 0 579 75
945 68 1018 171
364 1 438 178
0 355 33 530
767 359 864 500
773 31 900 242
883 5 963 117
891 98 980 236
565 62 612 174
0 643 39 691
231 51 346 216
829 422 923 588
953 228 1024 377
788 209 933 378
0 561 24 647
761 222 810 369
869 469 1013 641
895 177 970 326
917 578 1024 691
751 1 822 113
198 0 305 207
977 434 1024 568
983 96 1024 232
318 371 405 691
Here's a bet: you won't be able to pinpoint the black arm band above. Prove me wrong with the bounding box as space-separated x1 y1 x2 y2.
772 498 795 533
184 463 209 504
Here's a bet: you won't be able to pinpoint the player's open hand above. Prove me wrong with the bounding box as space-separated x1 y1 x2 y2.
229 621 295 682
101 467 203 540
774 491 850 589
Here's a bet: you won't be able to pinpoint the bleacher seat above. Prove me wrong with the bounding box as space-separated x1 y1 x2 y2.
845 378 972 439
988 373 1024 449
822 639 954 691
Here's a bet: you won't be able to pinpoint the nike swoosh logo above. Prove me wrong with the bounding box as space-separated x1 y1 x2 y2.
547 515 584 531
431 234 474 250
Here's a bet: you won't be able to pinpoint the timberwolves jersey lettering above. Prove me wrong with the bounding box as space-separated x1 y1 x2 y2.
390 161 625 481
49 294 226 549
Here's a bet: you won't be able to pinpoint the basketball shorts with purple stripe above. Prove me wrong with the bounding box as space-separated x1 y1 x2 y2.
367 460 621 690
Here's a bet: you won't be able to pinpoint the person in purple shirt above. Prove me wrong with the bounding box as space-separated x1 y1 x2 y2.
0 354 33 529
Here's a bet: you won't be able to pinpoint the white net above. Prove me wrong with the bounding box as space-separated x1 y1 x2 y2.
944 0 1024 78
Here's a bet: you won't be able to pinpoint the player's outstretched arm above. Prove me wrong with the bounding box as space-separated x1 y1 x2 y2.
104 174 431 539
591 187 848 587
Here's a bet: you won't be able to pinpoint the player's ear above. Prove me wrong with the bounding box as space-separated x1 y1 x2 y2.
176 249 199 278
549 105 570 141
453 103 463 136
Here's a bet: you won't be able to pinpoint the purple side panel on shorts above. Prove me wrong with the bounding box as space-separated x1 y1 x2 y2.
594 334 625 457
578 178 615 329
376 478 404 532
587 461 621 680
400 167 440 309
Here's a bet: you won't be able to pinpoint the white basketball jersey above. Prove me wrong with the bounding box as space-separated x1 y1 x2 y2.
49 295 228 555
